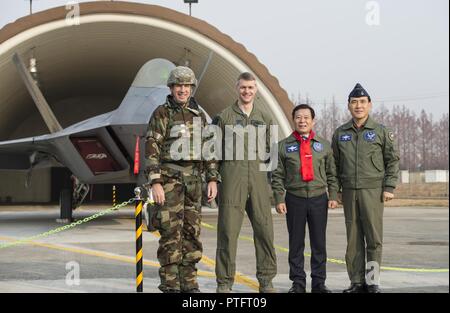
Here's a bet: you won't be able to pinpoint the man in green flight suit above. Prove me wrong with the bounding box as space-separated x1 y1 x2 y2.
213 72 277 293
332 83 400 293
145 66 220 293
272 104 339 293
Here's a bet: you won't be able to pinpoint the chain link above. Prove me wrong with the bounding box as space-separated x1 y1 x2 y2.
0 198 136 250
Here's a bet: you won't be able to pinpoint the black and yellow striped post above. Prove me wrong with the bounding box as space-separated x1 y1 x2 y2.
134 187 144 292
112 185 116 207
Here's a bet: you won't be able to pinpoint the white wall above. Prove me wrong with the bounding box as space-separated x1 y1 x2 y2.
400 170 410 183
425 170 449 183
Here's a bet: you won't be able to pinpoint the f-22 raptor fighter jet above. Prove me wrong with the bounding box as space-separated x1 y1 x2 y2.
0 57 202 222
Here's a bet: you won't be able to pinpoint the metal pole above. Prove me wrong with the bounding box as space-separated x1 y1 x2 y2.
192 51 214 97
189 3 192 16
12 53 63 133
134 187 144 293
112 185 116 207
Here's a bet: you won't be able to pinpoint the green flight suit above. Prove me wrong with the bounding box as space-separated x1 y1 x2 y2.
212 101 277 290
271 133 339 288
331 116 400 284
271 133 339 204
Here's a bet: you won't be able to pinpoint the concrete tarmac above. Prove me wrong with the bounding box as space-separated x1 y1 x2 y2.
0 205 448 293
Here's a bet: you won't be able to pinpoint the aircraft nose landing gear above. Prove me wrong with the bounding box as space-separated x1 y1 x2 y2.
56 173 89 224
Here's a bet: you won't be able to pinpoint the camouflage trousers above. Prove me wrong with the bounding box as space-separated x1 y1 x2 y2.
151 166 203 292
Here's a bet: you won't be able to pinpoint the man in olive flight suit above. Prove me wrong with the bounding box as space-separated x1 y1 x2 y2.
213 72 277 293
272 104 339 293
331 83 400 293
145 66 220 293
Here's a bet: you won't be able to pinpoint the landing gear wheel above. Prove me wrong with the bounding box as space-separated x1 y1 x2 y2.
58 188 73 223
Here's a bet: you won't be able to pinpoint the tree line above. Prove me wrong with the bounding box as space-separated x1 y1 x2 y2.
290 95 449 171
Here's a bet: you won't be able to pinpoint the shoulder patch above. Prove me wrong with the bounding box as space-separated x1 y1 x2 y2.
364 131 377 142
250 120 265 127
339 134 352 142
236 119 244 126
313 142 324 152
388 131 395 141
286 144 299 153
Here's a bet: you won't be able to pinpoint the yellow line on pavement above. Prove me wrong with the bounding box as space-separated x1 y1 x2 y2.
0 234 251 289
0 235 214 278
0 235 160 266
201 222 449 273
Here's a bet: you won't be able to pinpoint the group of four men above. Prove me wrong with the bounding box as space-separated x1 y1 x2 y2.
145 66 400 294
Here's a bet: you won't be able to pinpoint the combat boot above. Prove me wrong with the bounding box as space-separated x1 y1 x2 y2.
216 284 232 293
343 283 367 293
162 288 181 293
259 282 277 293
366 285 381 293
183 288 201 293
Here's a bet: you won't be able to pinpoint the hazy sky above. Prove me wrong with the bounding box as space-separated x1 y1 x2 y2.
1 0 449 117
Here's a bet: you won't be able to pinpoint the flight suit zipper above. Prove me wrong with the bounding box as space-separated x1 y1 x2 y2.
245 114 250 193
355 130 359 189
355 130 359 190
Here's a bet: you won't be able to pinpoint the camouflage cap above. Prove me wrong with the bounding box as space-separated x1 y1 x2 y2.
167 66 197 87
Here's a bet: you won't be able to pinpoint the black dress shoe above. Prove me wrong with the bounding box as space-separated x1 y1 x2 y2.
288 284 306 293
311 285 332 293
343 283 367 293
366 285 381 293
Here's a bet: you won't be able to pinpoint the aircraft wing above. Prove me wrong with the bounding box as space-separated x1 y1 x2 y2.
0 111 133 182
0 135 55 170
0 58 178 184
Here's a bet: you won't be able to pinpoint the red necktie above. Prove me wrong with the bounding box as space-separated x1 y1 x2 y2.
292 130 315 182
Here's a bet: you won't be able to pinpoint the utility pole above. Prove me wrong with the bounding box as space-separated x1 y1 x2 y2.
184 0 198 16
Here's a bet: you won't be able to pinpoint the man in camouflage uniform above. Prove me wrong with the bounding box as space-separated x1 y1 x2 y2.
145 66 220 293
332 83 400 293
